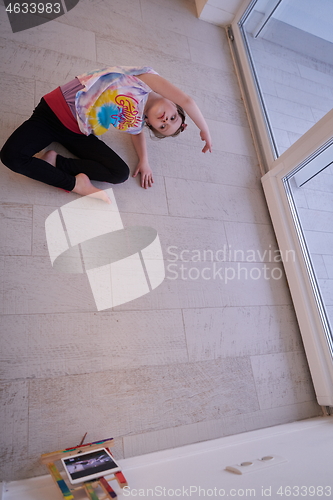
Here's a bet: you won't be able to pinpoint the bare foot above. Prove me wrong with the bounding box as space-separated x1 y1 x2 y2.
39 150 57 167
72 173 111 204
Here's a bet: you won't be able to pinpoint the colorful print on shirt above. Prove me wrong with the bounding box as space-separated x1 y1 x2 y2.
75 66 158 136
88 88 143 136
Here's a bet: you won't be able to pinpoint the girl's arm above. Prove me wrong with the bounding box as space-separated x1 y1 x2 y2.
131 131 154 189
137 73 212 153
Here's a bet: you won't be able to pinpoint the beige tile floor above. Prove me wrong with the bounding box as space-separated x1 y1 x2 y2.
0 0 321 482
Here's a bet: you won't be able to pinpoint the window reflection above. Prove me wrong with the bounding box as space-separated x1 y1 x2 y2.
284 144 333 345
240 0 333 156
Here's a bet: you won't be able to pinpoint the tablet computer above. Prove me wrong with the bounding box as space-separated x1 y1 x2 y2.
61 447 121 484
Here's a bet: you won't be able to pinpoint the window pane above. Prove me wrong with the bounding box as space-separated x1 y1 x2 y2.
240 0 333 156
284 142 333 347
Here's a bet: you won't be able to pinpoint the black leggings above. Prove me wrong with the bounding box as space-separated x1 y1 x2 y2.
0 98 130 191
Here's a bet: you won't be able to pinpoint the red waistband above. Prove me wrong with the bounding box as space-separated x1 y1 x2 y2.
43 87 83 134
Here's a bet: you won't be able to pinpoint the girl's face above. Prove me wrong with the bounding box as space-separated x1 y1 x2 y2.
145 97 182 136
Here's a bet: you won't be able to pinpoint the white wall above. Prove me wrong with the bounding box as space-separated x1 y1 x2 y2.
195 0 244 26
3 416 332 499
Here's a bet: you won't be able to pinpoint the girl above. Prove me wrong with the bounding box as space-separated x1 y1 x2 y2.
0 66 212 202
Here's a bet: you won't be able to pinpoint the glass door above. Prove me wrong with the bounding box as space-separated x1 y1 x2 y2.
261 113 333 407
230 0 333 164
229 0 333 406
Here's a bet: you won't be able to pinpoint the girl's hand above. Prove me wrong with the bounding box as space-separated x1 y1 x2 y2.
200 130 212 153
133 161 154 189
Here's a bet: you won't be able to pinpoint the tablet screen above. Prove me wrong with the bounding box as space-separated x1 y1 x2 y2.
62 448 120 483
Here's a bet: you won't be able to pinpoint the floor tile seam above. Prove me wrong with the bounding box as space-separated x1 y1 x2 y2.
21 178 262 201
7 250 286 262
180 308 190 364
0 303 297 319
0 201 32 209
1 361 194 383
167 259 286 265
120 212 270 224
163 175 264 191
182 149 259 162
161 183 264 196
119 213 269 224
0 252 33 257
196 114 252 129
0 307 192 317
112 301 295 313
244 354 261 410
152 147 258 162
145 215 270 224
0 257 288 267
0 301 296 316
5 357 259 381
181 302 296 314
162 175 171 218
6 256 287 264
182 303 295 311
15 194 265 213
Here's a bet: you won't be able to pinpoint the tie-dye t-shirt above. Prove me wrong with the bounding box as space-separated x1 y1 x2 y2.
75 66 158 136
